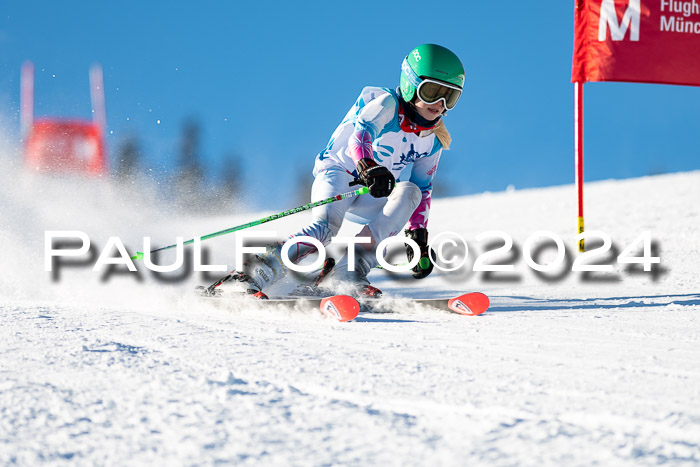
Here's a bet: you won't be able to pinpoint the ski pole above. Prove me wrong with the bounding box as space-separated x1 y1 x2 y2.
130 186 370 260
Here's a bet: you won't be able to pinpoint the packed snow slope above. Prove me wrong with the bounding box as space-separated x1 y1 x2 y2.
1 155 699 465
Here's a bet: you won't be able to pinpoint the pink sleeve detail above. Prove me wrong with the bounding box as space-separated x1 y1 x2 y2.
409 191 432 230
348 127 374 164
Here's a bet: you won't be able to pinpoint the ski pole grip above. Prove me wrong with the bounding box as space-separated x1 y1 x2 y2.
419 257 431 270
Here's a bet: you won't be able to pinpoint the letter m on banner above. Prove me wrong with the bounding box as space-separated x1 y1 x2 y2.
598 0 640 41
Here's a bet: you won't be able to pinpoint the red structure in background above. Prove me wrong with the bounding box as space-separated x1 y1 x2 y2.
25 119 106 175
20 61 107 175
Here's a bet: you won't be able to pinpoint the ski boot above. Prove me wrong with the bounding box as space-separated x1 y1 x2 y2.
201 245 287 299
320 246 382 298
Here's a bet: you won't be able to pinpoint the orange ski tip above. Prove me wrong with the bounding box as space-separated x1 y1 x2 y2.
251 291 269 300
320 295 360 322
448 292 490 316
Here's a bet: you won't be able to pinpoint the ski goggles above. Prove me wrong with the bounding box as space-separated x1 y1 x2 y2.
402 58 462 110
416 79 462 110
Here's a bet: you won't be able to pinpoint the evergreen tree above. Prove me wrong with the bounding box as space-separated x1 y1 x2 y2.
114 136 141 181
174 118 206 212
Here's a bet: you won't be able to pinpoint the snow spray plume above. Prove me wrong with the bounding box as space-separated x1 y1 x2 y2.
130 186 370 260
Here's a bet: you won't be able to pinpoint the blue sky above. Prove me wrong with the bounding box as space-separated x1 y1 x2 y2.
1 1 698 209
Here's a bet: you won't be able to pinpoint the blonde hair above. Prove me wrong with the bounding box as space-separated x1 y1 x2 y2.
433 120 451 150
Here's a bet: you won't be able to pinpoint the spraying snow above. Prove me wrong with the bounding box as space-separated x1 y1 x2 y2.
1 148 699 465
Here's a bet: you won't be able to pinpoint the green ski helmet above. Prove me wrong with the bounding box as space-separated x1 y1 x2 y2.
400 44 465 111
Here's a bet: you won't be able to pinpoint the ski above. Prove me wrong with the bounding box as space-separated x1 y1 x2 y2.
287 285 490 316
406 292 490 316
351 292 490 316
318 295 361 322
195 286 360 322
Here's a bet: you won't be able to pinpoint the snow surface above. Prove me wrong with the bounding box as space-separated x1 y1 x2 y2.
1 153 699 465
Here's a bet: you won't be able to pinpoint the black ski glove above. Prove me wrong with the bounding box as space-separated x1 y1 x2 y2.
405 228 434 279
356 158 395 198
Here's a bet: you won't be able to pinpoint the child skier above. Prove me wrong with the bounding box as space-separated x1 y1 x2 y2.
224 43 465 298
